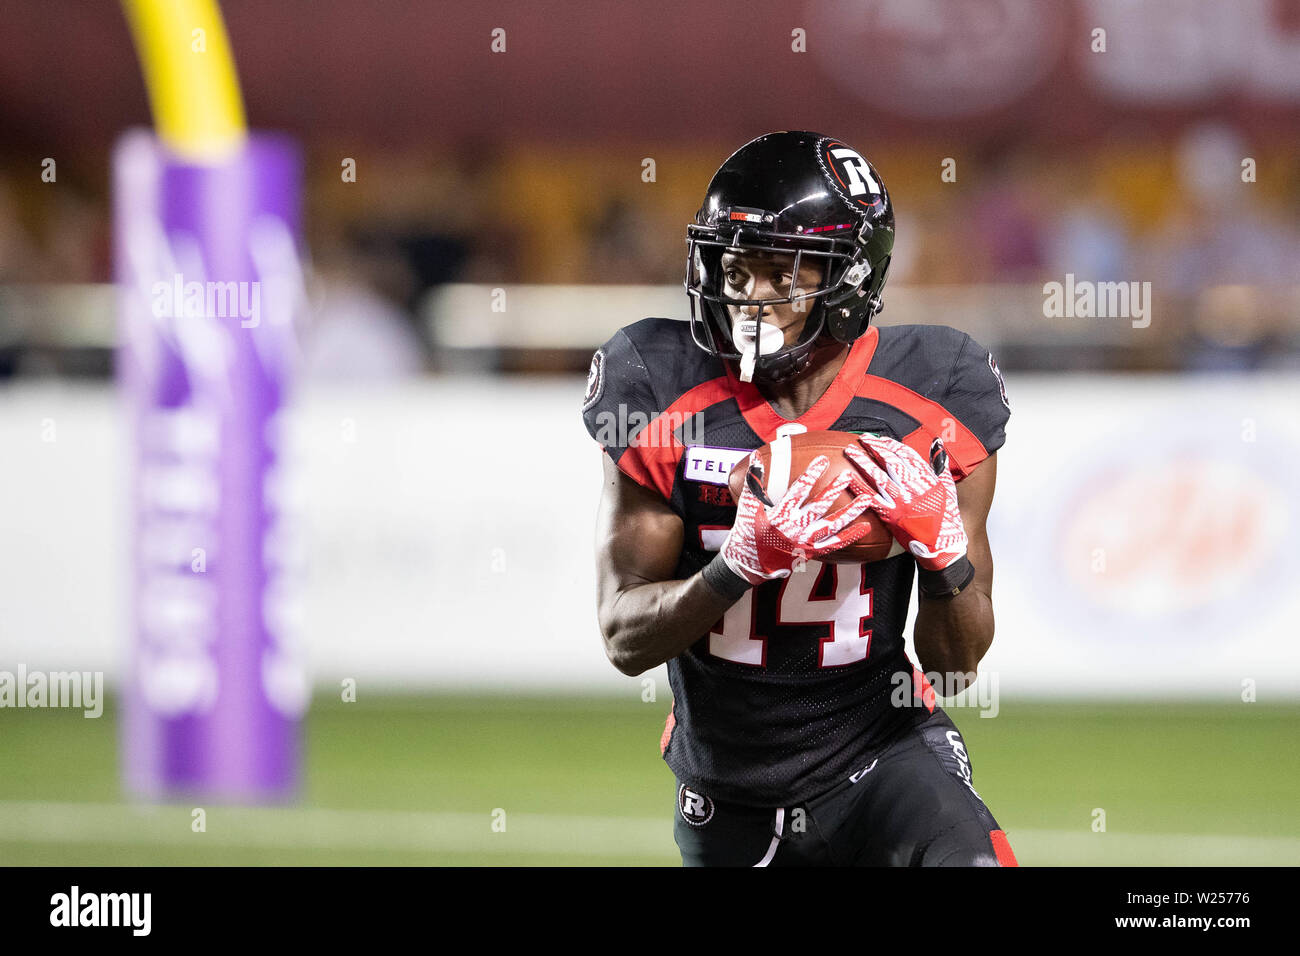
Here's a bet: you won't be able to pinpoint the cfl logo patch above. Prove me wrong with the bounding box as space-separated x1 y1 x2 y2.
678 784 715 827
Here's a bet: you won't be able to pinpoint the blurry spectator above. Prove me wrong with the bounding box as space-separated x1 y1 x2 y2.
963 150 1048 281
584 196 670 284
301 231 426 383
45 187 109 283
1147 124 1299 295
0 176 44 283
1183 284 1280 372
1043 193 1131 283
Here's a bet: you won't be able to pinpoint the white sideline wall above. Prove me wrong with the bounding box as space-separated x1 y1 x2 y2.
1 373 1298 698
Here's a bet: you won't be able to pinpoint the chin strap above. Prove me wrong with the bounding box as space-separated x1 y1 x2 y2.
750 350 816 385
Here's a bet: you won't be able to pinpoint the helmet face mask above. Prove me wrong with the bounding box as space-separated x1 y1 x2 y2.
683 132 895 385
686 233 849 382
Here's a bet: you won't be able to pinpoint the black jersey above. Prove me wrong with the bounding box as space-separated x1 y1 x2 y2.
582 318 1010 806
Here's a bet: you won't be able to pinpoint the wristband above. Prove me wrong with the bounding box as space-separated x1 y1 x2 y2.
701 552 754 601
916 554 976 599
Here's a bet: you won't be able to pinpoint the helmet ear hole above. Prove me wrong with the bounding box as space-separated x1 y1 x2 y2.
826 306 865 343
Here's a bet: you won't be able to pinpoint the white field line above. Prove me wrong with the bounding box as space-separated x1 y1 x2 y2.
1 802 1298 864
1004 828 1300 866
0 801 674 858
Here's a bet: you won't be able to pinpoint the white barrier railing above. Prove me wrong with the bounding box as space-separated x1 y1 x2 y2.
2 373 1298 697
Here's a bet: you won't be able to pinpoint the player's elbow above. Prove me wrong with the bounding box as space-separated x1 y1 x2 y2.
605 644 646 677
597 608 643 677
601 626 650 677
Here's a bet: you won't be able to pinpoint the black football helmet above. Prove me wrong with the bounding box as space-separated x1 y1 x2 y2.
685 131 894 384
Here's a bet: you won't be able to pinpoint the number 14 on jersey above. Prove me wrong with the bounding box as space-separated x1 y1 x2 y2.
709 560 873 668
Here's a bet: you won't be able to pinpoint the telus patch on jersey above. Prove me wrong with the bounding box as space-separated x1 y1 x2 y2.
683 445 752 485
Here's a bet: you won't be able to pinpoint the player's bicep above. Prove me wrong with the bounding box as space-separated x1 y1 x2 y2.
595 452 683 606
955 452 997 597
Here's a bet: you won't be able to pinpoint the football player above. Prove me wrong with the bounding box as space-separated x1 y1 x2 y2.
583 131 1017 866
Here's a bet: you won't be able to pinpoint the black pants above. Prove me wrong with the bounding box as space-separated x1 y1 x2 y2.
673 707 1018 866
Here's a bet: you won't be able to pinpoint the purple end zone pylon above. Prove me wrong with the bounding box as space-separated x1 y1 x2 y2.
114 130 306 803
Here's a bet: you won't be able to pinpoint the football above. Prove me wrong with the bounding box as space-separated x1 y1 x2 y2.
727 430 902 564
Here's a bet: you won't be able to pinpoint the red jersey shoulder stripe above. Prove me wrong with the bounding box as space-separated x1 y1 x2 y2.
617 375 734 499
853 373 989 479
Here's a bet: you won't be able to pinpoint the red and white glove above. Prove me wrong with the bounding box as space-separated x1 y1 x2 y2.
844 434 968 572
719 455 876 586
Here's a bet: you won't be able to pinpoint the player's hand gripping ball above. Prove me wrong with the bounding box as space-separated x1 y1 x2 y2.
723 430 902 576
844 434 968 571
719 453 878 585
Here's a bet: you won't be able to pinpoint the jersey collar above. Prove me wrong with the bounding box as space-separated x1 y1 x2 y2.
728 326 880 439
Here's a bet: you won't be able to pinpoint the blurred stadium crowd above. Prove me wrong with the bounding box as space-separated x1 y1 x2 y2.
3 0 1300 381
2 123 1298 381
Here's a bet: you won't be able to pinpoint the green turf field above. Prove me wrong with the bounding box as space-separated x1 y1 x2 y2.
1 695 1297 865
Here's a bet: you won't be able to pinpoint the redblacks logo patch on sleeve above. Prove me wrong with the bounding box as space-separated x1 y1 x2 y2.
583 348 605 411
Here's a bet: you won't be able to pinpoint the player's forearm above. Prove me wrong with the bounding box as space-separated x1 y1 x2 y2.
912 583 994 684
600 573 737 677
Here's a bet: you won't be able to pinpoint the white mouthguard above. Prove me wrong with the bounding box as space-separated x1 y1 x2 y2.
732 318 785 383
